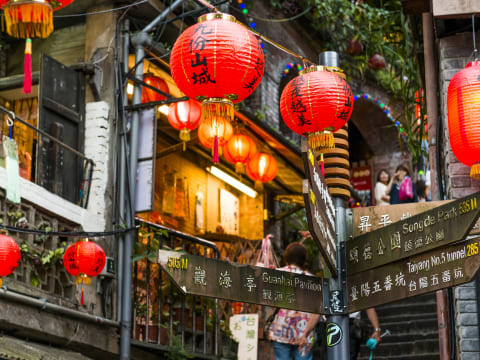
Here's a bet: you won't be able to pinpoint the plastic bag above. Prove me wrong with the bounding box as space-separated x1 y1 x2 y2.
399 176 413 201
255 234 278 268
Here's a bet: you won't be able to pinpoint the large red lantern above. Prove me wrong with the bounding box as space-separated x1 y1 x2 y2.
0 234 20 286
246 153 278 190
197 117 233 162
280 66 354 153
168 99 202 142
0 0 75 93
170 13 264 126
447 61 480 178
63 240 106 305
142 75 169 103
223 133 257 173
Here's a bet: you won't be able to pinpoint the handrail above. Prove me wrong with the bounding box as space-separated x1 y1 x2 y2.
135 218 220 256
0 105 95 166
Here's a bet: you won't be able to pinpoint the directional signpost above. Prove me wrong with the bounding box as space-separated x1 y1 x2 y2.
348 236 480 312
157 250 326 314
301 141 337 277
347 192 480 275
352 200 480 237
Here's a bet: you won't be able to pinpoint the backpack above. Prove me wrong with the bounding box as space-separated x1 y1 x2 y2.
399 176 413 201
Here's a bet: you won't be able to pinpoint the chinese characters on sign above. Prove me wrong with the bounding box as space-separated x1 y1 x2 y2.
302 141 337 277
230 314 259 360
347 192 480 275
157 250 325 314
348 236 480 312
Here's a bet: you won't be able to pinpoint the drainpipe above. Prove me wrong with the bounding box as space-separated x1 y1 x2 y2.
117 17 129 323
423 11 450 360
119 1 184 359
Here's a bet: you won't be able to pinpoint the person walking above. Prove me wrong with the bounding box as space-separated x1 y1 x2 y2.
268 242 320 360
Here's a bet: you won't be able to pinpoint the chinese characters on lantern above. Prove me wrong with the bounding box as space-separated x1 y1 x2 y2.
189 24 216 85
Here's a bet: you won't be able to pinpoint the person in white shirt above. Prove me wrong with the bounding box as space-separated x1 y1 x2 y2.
374 169 391 206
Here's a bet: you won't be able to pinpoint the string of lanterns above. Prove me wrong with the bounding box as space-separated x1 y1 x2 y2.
0 233 105 306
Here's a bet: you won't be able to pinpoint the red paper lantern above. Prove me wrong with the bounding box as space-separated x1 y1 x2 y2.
0 234 20 286
346 39 363 55
0 0 75 93
197 117 233 162
246 152 278 190
142 75 169 103
223 133 257 173
447 61 480 178
168 99 202 141
280 66 354 152
368 54 386 70
170 13 264 126
63 240 106 305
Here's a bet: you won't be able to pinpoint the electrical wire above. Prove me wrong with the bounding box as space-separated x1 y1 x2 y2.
53 0 149 18
0 224 138 237
232 5 312 23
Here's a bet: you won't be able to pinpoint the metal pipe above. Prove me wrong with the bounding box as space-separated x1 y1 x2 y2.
142 0 184 33
423 12 439 201
0 288 119 328
319 51 350 360
436 290 450 359
120 2 184 358
117 17 129 323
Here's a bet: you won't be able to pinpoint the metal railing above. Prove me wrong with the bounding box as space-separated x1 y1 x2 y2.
133 219 234 358
0 105 95 208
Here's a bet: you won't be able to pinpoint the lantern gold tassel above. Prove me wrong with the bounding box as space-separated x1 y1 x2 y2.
254 180 263 191
309 131 335 153
470 164 480 179
3 2 54 39
235 162 245 174
179 129 191 142
201 98 235 124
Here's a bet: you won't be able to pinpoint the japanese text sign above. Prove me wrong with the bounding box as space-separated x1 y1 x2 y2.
347 192 480 275
230 314 258 360
157 250 326 314
348 236 480 312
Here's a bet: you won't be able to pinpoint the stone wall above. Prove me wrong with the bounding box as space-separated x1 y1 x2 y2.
439 31 480 360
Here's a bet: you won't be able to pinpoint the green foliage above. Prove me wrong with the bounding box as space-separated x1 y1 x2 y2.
272 0 427 164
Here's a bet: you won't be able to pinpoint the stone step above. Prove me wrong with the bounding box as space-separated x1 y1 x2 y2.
374 331 438 344
359 339 439 357
358 353 440 360
375 318 438 336
375 302 437 317
376 312 438 324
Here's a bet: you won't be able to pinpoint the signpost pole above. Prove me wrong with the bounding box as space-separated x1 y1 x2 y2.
327 197 350 359
319 51 350 360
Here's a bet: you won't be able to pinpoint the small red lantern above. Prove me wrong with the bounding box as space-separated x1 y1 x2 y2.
63 240 106 305
447 61 480 178
0 0 75 93
280 66 354 153
246 153 278 190
197 117 233 162
170 13 264 125
368 54 386 70
223 133 257 173
0 234 20 286
168 99 202 141
142 75 169 103
346 39 363 55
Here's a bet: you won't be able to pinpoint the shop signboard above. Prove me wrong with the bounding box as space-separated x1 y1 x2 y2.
348 236 480 312
301 141 337 277
157 250 326 314
347 192 480 275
